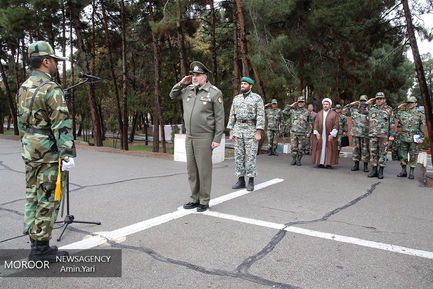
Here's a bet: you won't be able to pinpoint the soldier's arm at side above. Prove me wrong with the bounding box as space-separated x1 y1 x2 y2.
212 90 225 144
388 110 396 140
255 97 265 132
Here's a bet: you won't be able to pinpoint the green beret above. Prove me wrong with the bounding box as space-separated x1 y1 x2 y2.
241 76 254 85
359 95 368 101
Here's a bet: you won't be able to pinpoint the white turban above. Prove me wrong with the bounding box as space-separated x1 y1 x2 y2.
322 98 332 106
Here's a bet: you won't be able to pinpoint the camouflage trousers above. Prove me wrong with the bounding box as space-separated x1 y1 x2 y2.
305 135 312 154
369 137 389 167
352 136 370 163
235 136 259 177
291 135 306 159
267 129 279 151
399 141 420 168
24 162 62 241
391 135 401 161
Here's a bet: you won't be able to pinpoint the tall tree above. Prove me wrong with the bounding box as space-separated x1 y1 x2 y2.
210 0 217 83
232 0 240 94
121 0 129 150
235 0 248 76
0 60 18 135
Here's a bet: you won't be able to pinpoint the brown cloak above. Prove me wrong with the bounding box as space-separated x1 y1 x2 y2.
312 109 339 166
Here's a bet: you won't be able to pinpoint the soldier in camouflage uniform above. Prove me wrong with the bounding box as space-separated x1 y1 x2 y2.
334 104 348 155
282 96 312 166
228 77 265 191
265 99 283 156
305 104 317 155
343 95 370 172
17 41 76 261
366 92 395 179
395 97 425 179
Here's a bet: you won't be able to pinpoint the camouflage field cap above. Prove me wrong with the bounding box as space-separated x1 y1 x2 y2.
406 96 417 103
271 99 278 104
297 96 305 102
189 61 210 74
335 104 342 109
359 95 368 101
28 41 68 61
375 91 385 99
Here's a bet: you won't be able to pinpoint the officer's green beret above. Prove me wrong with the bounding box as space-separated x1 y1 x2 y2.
28 41 68 61
297 96 305 102
271 99 278 104
406 96 417 103
359 95 368 101
189 61 210 74
335 104 342 109
241 76 254 85
375 92 385 99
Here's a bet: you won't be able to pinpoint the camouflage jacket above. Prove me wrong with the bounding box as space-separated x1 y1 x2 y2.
343 103 369 138
169 81 225 142
282 105 312 136
395 109 425 142
17 70 76 163
368 104 395 138
337 113 348 137
265 108 282 130
227 92 265 138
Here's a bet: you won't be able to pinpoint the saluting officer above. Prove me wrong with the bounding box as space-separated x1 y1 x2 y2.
169 61 224 212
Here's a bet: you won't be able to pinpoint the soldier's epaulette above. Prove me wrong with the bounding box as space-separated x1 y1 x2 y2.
210 85 219 91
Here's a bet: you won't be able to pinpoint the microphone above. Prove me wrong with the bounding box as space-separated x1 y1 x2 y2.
78 72 101 81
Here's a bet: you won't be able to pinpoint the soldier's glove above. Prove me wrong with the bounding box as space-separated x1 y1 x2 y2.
62 157 75 171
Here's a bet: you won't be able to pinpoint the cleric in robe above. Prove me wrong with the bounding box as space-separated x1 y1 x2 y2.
312 98 340 168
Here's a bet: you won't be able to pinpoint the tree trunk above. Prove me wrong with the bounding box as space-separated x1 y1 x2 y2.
71 3 102 146
0 60 18 135
61 1 67 87
176 0 188 77
401 0 433 163
232 1 240 95
101 0 124 149
235 0 249 77
210 0 217 84
21 38 26 80
251 62 264 97
121 0 129 150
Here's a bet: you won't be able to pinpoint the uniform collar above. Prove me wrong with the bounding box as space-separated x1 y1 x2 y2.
191 81 211 92
32 70 52 80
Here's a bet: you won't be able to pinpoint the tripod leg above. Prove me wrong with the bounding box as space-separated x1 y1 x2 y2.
73 220 102 225
57 223 70 242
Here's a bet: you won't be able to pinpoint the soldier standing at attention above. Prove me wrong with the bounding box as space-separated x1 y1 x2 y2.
169 61 224 212
395 97 425 179
367 92 395 179
343 95 370 172
265 99 283 156
17 41 76 261
282 96 312 166
334 104 348 156
228 77 265 191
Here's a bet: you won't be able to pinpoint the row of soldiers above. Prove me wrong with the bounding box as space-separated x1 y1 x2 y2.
264 92 426 179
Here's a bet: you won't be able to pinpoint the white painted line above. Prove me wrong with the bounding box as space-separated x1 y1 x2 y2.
202 211 433 260
60 178 284 250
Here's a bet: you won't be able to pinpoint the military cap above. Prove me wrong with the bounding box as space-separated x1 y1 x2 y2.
241 76 254 85
359 95 368 101
375 92 385 99
406 96 417 103
189 61 210 74
271 99 278 104
28 41 68 61
335 104 342 109
297 96 305 102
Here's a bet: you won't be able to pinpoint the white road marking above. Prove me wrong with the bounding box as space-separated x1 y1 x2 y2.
201 211 433 260
60 178 284 250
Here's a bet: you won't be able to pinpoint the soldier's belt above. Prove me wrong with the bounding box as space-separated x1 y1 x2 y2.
26 127 54 137
236 119 256 124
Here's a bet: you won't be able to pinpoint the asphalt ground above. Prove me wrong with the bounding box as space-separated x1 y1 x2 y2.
0 137 432 289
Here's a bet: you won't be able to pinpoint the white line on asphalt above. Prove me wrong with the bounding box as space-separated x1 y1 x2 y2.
60 178 284 250
201 211 433 260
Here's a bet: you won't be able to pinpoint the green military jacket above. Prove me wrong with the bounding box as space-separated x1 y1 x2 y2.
337 113 348 137
17 70 76 163
282 105 312 136
395 109 425 142
227 92 265 138
265 108 282 131
169 81 225 143
368 104 395 138
343 103 369 138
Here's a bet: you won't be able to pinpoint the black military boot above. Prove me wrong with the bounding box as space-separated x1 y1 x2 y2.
247 177 254 191
397 165 407 177
29 240 69 262
30 236 57 251
351 161 359 171
408 167 415 179
290 156 297 166
368 166 378 178
378 166 384 179
296 154 302 166
363 162 369 172
232 177 246 189
268 148 273 156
